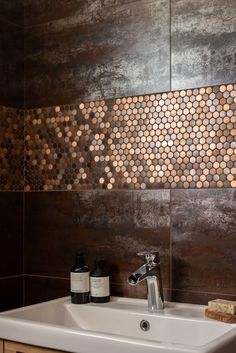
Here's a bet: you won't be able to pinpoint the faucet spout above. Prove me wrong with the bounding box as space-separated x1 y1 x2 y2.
128 263 151 285
128 251 164 312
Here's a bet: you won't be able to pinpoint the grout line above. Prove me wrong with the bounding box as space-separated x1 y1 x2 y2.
1 82 234 111
169 189 172 295
0 187 234 194
171 288 236 297
0 15 24 29
22 192 25 305
23 0 146 30
22 0 25 298
169 0 172 296
170 0 172 91
24 274 70 280
0 274 23 280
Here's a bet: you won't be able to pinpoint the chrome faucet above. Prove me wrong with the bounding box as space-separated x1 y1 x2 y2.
128 251 164 312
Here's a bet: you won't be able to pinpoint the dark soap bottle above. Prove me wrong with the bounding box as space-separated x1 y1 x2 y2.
70 252 90 304
90 259 110 303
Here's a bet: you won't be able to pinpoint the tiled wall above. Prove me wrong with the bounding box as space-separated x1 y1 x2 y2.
0 192 23 311
0 1 24 312
24 189 236 305
0 106 24 191
22 83 236 305
0 0 24 107
24 0 170 108
0 0 236 310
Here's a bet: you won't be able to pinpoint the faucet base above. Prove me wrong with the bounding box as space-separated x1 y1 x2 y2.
147 276 164 312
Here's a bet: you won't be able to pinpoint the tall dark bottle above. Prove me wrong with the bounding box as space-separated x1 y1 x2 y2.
90 259 110 303
70 252 89 304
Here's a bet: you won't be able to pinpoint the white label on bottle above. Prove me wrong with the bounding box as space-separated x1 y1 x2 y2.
71 272 89 293
90 276 110 297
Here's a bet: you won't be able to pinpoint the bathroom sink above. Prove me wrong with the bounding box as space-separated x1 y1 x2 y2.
0 296 236 353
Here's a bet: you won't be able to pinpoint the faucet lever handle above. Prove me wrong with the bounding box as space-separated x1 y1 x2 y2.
137 251 159 263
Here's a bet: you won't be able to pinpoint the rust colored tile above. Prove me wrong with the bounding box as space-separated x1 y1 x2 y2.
0 276 23 312
0 21 24 107
170 289 236 306
171 189 236 295
0 192 23 277
25 0 170 108
24 275 69 306
24 190 171 292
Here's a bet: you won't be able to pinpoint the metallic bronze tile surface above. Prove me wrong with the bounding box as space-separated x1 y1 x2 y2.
24 0 170 108
0 0 24 27
0 106 24 191
171 188 236 295
170 289 236 306
0 276 23 312
24 188 236 305
24 190 171 292
24 275 69 306
172 0 236 89
0 192 23 277
24 83 236 191
0 21 24 107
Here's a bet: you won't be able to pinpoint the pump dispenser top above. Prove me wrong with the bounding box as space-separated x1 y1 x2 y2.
70 252 89 304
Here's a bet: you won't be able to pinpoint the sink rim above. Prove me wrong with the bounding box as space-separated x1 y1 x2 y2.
0 296 236 353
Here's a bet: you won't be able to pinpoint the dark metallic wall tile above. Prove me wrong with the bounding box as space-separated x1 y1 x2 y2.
171 188 236 295
0 106 24 190
0 193 23 277
0 0 24 27
0 276 23 312
170 289 236 306
24 275 69 306
111 282 172 301
24 0 170 108
171 0 236 89
0 21 24 107
24 190 170 292
24 0 147 27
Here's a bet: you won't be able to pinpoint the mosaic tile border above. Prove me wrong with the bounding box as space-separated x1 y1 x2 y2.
24 83 236 191
0 83 235 191
0 106 24 191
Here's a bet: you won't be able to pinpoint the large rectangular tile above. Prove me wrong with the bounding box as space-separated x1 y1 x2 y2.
24 0 145 26
24 0 170 108
170 289 236 306
0 276 23 312
24 275 69 306
0 0 24 27
0 192 23 277
0 108 24 191
24 190 171 292
171 189 236 295
0 20 24 107
171 0 236 89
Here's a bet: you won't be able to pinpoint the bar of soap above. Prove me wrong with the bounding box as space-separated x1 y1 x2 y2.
208 299 236 315
205 309 236 324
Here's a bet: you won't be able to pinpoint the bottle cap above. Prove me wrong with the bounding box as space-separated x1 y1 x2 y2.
76 252 85 267
95 259 106 268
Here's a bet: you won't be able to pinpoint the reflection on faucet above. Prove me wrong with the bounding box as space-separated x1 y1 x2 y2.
128 251 164 313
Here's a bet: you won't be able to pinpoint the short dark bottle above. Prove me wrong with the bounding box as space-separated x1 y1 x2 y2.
90 259 110 303
70 252 90 304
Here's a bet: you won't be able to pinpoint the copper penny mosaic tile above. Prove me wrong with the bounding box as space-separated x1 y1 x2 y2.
24 83 236 191
1 83 236 191
0 106 24 191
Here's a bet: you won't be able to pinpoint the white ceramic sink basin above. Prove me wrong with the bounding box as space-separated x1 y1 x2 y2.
0 296 236 353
